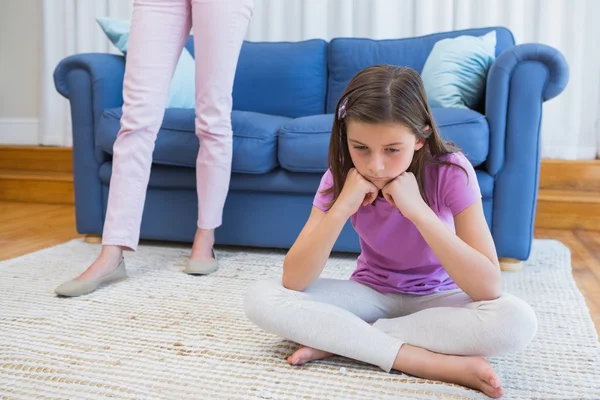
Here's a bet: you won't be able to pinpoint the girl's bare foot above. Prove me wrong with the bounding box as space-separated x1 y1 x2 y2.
287 345 333 365
287 323 373 366
393 344 504 398
190 228 215 263
76 245 123 280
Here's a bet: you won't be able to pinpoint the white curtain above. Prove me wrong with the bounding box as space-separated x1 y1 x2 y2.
41 0 600 159
40 0 133 147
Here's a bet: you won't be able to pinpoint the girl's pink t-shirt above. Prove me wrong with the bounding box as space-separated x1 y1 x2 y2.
313 152 481 295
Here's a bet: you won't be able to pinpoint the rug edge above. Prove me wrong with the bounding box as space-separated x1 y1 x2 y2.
0 238 87 265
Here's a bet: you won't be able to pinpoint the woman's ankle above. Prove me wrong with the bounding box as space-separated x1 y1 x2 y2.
99 245 124 262
195 228 215 238
191 228 215 260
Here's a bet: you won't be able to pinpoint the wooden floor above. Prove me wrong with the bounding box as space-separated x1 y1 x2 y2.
0 201 598 335
0 202 82 260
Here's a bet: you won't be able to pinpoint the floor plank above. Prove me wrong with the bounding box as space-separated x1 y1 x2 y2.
0 170 74 204
0 146 72 173
0 202 81 261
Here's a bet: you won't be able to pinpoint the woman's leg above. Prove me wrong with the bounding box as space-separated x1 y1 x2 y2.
188 0 254 264
372 290 537 398
244 278 405 373
60 0 192 283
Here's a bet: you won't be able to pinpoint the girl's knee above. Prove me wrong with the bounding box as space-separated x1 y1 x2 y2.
243 279 291 327
486 294 538 354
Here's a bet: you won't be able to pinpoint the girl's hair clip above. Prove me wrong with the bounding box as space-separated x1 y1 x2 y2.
338 97 348 120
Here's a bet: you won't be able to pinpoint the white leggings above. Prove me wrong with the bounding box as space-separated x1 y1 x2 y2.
244 278 538 372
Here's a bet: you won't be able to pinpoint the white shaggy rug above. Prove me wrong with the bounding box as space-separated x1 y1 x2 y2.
1 239 599 399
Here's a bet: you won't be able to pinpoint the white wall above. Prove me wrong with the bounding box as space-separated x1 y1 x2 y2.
0 0 42 145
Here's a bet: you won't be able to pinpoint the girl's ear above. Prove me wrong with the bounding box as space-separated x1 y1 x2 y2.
415 138 425 151
414 124 430 151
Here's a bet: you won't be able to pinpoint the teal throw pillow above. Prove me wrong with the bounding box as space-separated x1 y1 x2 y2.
96 17 196 109
422 31 496 109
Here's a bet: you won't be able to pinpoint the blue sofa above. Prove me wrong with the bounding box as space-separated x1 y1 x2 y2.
53 27 568 261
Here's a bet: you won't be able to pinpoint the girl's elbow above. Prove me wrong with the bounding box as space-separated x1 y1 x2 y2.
281 275 306 292
472 282 502 302
282 261 305 292
480 263 502 300
490 282 502 300
473 291 500 302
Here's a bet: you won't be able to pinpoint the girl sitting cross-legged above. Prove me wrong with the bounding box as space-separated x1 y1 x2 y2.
244 64 537 399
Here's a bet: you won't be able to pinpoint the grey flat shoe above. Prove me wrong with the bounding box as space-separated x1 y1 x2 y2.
55 259 127 297
183 249 218 275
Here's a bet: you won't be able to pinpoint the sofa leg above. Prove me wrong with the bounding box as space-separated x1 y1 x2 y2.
499 258 523 272
84 235 102 244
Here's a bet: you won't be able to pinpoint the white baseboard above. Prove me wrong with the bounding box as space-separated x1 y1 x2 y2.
542 145 599 160
0 119 40 145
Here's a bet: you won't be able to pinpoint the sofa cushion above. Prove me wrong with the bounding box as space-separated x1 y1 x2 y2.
278 107 489 172
185 38 328 118
422 31 497 109
96 18 196 109
277 114 333 173
230 39 328 118
98 161 495 201
326 27 515 113
97 108 290 174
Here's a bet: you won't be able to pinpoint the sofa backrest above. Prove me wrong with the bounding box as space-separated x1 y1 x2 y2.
231 39 328 119
186 27 514 118
325 27 515 113
326 27 514 113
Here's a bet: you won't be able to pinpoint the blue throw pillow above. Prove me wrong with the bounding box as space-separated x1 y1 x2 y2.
421 31 496 109
96 17 196 109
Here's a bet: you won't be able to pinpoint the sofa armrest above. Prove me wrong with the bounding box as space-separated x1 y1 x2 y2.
484 43 569 259
53 53 126 235
54 53 126 131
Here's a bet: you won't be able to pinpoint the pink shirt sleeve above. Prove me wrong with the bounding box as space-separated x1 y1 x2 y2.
313 169 334 212
439 153 482 216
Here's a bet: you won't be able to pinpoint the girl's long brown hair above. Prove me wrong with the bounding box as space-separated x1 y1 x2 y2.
323 64 468 209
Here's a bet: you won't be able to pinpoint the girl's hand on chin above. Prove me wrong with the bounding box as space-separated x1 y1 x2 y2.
382 172 428 220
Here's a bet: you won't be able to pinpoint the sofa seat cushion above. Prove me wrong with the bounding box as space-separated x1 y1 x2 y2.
278 107 489 173
97 108 290 174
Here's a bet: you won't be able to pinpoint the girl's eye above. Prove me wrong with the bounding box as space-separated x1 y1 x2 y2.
353 146 367 151
386 148 400 153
